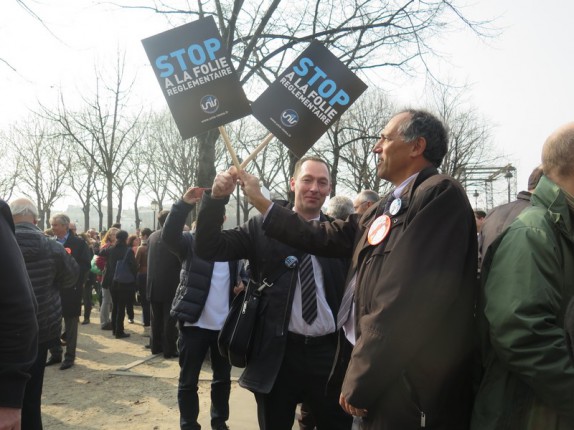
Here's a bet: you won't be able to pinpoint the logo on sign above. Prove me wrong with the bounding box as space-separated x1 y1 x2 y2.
200 95 219 114
280 109 299 127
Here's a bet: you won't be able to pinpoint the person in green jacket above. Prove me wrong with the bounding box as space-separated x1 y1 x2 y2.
472 122 574 430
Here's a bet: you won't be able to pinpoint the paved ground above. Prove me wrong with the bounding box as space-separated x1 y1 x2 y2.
40 306 299 429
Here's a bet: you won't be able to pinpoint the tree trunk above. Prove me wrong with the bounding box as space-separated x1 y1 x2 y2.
196 129 218 187
83 204 90 232
116 187 123 224
134 201 140 229
106 174 113 228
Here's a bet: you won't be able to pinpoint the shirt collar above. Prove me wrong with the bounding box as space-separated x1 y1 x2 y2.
393 172 419 199
56 231 70 244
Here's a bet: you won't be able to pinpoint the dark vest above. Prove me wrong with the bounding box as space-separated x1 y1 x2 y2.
170 233 238 324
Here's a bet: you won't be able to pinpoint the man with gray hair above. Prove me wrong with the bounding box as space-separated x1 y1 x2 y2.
46 213 91 370
212 109 477 429
326 195 354 220
352 190 380 215
472 123 574 429
10 197 78 429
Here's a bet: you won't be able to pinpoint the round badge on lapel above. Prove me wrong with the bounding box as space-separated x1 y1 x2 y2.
368 215 392 245
389 198 402 216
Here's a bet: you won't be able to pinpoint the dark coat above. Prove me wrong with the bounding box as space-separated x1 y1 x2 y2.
195 197 349 394
99 243 137 289
0 202 38 409
14 222 78 343
262 167 478 430
60 233 91 317
162 199 243 323
478 190 532 263
147 229 181 303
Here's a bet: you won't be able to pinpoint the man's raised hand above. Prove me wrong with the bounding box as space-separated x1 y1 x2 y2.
182 187 207 205
212 168 239 199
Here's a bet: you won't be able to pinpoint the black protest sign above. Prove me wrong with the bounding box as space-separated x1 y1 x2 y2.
251 41 367 158
142 17 251 140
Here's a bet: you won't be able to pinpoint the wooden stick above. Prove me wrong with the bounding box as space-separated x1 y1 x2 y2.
218 126 242 171
240 133 274 169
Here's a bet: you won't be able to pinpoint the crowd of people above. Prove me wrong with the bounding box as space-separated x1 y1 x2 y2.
2 108 574 430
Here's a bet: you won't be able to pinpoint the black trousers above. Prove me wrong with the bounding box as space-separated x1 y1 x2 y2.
177 326 231 430
254 334 352 430
150 300 178 356
82 274 96 320
110 284 133 335
22 341 52 430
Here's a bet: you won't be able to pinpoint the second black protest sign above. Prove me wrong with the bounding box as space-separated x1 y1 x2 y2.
251 41 368 158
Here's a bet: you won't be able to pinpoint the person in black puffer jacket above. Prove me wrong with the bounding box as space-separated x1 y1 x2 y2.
10 197 78 430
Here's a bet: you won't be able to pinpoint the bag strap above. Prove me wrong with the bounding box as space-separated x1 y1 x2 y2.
253 250 303 296
122 248 130 262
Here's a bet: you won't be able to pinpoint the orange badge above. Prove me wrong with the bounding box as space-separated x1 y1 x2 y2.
367 215 391 245
65 247 72 254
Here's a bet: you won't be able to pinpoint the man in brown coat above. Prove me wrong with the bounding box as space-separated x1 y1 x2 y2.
224 109 478 429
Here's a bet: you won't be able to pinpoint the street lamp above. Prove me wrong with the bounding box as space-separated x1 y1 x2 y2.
504 170 513 203
150 200 158 230
472 190 480 209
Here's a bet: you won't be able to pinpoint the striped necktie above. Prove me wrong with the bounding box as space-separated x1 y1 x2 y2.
299 254 318 324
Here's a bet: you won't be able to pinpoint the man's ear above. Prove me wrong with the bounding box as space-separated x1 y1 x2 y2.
289 177 296 192
410 136 427 158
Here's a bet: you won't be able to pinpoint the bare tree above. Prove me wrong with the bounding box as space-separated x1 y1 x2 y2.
65 137 99 231
127 0 492 187
125 129 151 229
41 53 144 227
321 89 394 195
428 81 497 180
0 134 20 201
92 176 107 231
8 116 70 228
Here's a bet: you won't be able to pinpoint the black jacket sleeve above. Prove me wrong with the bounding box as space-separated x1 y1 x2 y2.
0 201 39 409
162 199 195 261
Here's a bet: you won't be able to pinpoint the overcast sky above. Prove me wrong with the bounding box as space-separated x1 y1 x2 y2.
2 0 573 209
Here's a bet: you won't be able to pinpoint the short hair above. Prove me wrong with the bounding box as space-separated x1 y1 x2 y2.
527 166 544 191
293 156 331 179
326 195 354 220
474 210 486 219
140 227 152 238
158 210 169 228
50 213 70 227
115 230 129 244
357 190 380 205
542 124 574 179
111 223 121 229
398 109 448 168
9 198 38 218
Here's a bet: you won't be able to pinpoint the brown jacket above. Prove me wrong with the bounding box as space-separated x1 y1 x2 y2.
263 167 478 429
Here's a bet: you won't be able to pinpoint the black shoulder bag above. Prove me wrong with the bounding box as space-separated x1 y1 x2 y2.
113 249 135 284
218 255 300 368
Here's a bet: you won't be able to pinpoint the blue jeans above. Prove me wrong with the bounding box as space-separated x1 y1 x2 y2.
178 325 231 430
